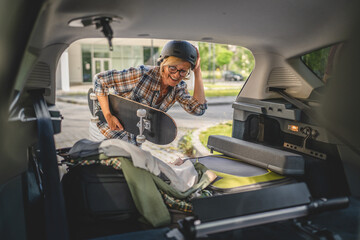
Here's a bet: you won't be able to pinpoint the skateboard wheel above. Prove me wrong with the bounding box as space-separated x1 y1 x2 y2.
136 135 146 143
137 109 146 118
89 93 97 101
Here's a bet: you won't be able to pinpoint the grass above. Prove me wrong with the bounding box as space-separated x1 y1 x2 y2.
199 121 233 151
190 82 242 97
190 89 239 97
203 83 242 89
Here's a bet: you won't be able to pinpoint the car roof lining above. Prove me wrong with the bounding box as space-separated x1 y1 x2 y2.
22 0 359 102
29 0 358 59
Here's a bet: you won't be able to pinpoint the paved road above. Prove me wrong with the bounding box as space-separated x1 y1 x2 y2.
54 101 233 161
54 102 91 149
167 103 233 129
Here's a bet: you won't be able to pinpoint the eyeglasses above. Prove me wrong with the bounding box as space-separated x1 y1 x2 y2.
167 65 190 77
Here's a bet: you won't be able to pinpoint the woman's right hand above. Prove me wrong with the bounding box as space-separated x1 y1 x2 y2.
97 95 124 131
105 114 124 131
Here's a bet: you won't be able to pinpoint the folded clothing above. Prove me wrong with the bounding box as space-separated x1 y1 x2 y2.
69 138 199 192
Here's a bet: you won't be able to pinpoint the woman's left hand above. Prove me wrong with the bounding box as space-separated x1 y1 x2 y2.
193 46 201 72
191 44 205 104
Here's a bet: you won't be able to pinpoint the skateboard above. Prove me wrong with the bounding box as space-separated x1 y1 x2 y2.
108 94 177 145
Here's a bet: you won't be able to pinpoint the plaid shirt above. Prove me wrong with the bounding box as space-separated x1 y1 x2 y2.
94 65 207 140
159 190 193 213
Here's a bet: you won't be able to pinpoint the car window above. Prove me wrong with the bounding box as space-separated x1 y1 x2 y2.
58 38 254 88
301 44 341 83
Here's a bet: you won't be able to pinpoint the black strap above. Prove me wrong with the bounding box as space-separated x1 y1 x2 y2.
257 115 265 142
31 90 69 240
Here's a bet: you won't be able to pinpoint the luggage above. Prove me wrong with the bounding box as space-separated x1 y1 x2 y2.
61 163 142 239
58 137 202 238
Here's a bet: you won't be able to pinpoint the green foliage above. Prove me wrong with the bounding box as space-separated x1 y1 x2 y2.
178 130 196 157
301 47 331 80
198 42 254 79
189 82 242 97
199 42 210 71
215 45 233 69
189 89 239 97
233 46 255 78
199 121 233 152
204 83 241 89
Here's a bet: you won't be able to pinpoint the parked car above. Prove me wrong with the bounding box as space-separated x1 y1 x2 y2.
1 0 359 239
223 70 244 81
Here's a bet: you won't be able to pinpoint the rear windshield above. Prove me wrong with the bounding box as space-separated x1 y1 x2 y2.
301 44 341 83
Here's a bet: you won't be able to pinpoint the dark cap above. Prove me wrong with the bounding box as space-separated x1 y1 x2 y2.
158 40 197 69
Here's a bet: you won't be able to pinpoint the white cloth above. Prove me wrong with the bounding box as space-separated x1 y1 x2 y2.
157 159 198 192
101 139 161 176
89 121 106 141
69 138 198 192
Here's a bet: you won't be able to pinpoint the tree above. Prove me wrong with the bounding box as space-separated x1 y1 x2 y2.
301 47 330 80
198 42 255 79
215 45 233 70
198 42 210 71
234 46 255 78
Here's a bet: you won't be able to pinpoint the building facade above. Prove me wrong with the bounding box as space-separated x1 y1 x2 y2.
56 38 183 91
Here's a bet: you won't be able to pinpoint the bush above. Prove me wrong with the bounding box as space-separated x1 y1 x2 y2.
178 130 196 157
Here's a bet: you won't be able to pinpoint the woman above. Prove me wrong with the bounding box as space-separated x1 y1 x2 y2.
92 40 207 144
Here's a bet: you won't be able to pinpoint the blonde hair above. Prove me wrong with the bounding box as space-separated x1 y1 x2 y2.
160 56 191 80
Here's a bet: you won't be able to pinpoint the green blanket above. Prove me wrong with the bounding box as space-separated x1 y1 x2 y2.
120 158 213 227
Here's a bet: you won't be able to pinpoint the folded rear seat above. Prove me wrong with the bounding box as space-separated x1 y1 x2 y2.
207 135 304 175
189 135 307 222
189 135 304 195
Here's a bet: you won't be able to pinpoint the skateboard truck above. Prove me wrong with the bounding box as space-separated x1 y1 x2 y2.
284 126 327 160
136 109 151 144
108 94 177 145
89 92 100 123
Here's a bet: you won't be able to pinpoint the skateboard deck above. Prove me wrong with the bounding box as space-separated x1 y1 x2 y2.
108 94 177 145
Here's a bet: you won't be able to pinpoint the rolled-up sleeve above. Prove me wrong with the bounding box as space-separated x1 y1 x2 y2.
94 71 114 96
175 81 207 116
94 67 146 97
